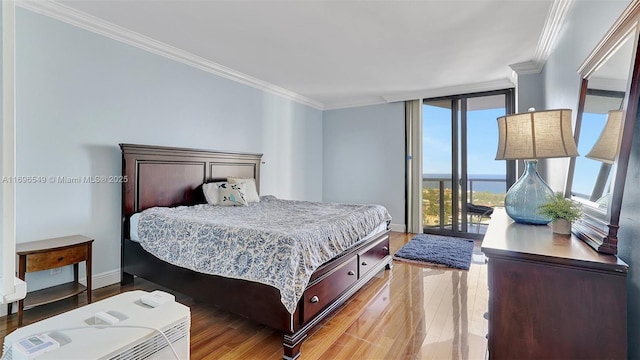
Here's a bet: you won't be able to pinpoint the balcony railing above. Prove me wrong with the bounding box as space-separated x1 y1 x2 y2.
422 175 507 231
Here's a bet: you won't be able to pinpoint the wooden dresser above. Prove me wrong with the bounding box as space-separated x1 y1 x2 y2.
481 208 628 360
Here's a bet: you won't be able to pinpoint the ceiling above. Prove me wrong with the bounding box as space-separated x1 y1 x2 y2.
46 0 560 110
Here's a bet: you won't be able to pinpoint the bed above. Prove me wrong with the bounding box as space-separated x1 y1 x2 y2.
120 143 393 359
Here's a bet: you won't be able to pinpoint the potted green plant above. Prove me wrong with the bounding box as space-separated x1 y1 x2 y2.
538 192 582 235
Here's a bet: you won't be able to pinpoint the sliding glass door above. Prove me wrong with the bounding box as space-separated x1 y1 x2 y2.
422 90 515 238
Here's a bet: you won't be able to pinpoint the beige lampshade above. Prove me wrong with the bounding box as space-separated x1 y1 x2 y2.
495 109 579 160
585 110 623 164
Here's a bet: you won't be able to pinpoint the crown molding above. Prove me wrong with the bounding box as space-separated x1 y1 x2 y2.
381 78 515 103
323 97 390 111
16 0 325 110
509 0 574 75
509 60 544 75
536 0 574 64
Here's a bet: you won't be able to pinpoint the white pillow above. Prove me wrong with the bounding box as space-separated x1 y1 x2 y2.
203 181 226 205
227 177 260 203
219 182 248 206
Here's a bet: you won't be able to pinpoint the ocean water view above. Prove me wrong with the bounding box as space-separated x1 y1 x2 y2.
422 173 507 227
423 173 507 194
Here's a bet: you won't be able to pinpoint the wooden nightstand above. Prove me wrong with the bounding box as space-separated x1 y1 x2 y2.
10 235 94 326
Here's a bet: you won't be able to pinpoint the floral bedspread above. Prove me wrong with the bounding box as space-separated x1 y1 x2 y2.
137 195 391 313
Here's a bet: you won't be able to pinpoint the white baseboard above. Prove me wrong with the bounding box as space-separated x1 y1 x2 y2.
390 223 406 232
1 270 121 318
79 269 121 290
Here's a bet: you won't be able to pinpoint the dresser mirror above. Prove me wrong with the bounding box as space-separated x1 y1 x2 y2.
566 1 640 254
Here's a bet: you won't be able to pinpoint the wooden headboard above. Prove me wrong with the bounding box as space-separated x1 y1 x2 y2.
120 143 262 220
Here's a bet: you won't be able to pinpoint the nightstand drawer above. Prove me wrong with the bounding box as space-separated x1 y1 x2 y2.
26 246 88 272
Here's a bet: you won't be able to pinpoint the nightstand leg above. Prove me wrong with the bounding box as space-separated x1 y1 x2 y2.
86 243 92 303
18 255 26 326
73 263 79 307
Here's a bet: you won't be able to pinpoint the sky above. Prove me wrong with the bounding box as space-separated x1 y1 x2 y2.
422 104 506 177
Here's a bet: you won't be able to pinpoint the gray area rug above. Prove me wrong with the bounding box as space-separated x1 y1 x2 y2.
393 234 475 270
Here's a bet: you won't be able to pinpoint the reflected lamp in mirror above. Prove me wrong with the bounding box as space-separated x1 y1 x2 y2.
496 109 579 224
585 110 623 164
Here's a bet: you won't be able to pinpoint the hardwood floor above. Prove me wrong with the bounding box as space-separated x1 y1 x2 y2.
0 232 488 359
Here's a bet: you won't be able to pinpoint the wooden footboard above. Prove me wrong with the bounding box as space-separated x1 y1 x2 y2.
120 144 393 359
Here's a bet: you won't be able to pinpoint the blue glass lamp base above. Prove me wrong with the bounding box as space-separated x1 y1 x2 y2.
505 160 554 225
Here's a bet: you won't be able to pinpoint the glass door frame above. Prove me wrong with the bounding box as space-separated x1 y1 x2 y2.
422 88 516 239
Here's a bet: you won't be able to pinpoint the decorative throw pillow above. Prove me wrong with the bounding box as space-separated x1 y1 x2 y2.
218 182 248 206
227 177 260 203
203 181 226 205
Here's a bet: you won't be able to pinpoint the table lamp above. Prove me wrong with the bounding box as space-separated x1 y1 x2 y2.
585 110 623 164
585 110 623 203
495 109 579 224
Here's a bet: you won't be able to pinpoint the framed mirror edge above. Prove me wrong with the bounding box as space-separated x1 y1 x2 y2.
566 0 640 255
577 1 640 77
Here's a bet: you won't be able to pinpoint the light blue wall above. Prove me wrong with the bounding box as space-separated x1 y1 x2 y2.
16 8 322 291
517 73 544 114
323 103 405 230
516 72 548 181
543 0 638 356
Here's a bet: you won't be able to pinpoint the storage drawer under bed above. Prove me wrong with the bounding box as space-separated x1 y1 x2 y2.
358 234 389 278
302 257 358 323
